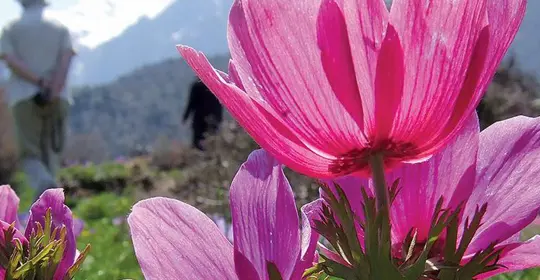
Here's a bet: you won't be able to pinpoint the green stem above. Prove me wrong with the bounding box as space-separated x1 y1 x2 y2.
368 154 390 224
368 154 397 279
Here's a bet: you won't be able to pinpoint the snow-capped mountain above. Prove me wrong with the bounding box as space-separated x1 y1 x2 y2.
72 0 540 86
72 0 232 85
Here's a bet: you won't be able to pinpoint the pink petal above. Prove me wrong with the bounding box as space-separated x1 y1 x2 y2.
320 114 477 246
342 0 389 130
465 116 540 254
300 200 322 260
436 0 526 157
227 0 369 156
178 46 339 179
0 220 28 245
388 114 479 244
128 198 237 280
0 220 28 278
320 114 479 251
372 23 404 141
228 60 245 91
387 0 487 157
299 198 325 236
316 0 366 129
479 0 527 93
299 200 344 267
475 236 540 279
25 189 75 280
230 150 304 279
0 185 21 229
291 200 321 279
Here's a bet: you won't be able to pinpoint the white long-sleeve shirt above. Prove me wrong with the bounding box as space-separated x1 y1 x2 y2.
0 62 7 88
0 5 74 107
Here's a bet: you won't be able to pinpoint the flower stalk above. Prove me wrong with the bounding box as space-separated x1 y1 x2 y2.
368 153 392 255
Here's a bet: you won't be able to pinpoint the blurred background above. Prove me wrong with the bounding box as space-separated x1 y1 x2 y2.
0 0 539 279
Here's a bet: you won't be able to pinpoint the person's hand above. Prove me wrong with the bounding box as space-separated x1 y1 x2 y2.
50 81 65 98
37 77 52 90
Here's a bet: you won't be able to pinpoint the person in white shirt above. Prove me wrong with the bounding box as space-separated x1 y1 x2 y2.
0 62 6 95
0 0 75 198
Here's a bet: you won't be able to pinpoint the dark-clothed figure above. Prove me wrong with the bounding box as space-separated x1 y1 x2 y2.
183 79 223 150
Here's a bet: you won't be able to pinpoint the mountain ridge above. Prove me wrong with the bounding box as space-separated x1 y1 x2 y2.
72 0 232 85
68 54 231 158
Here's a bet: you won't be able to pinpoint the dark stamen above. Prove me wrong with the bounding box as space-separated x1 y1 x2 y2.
328 139 418 174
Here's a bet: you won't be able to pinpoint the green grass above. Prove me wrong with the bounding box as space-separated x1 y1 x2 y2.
38 191 540 279
11 172 35 211
11 169 540 280
72 192 143 280
492 269 540 280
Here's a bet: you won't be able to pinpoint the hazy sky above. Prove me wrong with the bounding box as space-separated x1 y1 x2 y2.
0 0 175 48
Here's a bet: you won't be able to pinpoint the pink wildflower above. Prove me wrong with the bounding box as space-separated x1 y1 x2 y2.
0 186 78 280
178 0 525 178
128 150 318 280
308 115 540 278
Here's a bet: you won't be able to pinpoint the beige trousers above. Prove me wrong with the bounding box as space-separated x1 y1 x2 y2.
11 98 68 197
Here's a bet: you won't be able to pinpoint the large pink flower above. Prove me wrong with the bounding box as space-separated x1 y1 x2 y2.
177 0 526 178
309 115 540 278
0 187 78 280
128 150 318 280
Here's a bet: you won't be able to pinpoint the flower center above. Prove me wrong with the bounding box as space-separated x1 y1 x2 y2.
328 139 418 174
